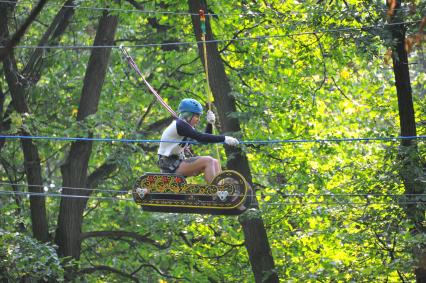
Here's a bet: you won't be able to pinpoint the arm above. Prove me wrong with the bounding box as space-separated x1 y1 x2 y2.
176 119 224 143
205 123 213 134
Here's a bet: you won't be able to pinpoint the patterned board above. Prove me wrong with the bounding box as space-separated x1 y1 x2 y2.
132 170 251 215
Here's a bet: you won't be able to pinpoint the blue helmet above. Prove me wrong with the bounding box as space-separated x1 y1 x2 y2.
178 98 203 114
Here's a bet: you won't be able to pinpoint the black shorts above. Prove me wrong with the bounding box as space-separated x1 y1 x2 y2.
158 155 183 173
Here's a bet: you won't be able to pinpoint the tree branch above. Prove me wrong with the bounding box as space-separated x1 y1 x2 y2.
78 265 139 283
80 230 172 249
23 0 76 79
198 246 237 260
178 231 194 247
219 20 266 53
131 263 182 279
0 0 48 61
86 162 118 192
330 76 350 100
311 33 327 102
208 225 245 247
126 0 172 32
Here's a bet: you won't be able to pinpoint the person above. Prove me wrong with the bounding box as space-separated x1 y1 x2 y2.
157 98 239 183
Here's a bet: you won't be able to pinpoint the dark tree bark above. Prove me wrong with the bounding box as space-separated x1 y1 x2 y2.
1 3 49 242
188 1 279 282
388 7 416 145
0 86 5 134
55 11 118 267
0 5 9 152
1 0 76 242
80 230 171 249
0 0 75 148
0 0 48 61
387 1 425 281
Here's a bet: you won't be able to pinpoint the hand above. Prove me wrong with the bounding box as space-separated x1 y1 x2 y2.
206 110 216 124
224 136 239 146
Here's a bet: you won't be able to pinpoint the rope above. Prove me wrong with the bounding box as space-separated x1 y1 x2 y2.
0 189 423 205
0 182 129 194
0 189 133 201
0 182 426 199
199 9 221 162
199 10 212 110
1 180 423 205
0 0 412 17
4 20 422 50
262 201 425 206
1 134 425 144
1 182 425 198
119 46 178 118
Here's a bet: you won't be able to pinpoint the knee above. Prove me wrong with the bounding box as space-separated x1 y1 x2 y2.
209 157 220 170
202 156 217 167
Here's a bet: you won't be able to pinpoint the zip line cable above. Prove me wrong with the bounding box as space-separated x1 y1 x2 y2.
0 0 413 17
2 20 422 50
0 189 134 201
262 201 424 206
0 182 425 199
0 189 424 206
3 173 426 199
0 0 196 16
0 134 425 144
0 182 129 194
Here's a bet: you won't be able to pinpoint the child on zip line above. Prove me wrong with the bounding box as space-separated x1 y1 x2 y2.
157 98 239 183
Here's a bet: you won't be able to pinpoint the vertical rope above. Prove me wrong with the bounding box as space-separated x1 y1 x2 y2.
199 9 221 162
199 10 212 110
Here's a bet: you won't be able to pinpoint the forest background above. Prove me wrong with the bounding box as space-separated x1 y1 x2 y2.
0 0 425 282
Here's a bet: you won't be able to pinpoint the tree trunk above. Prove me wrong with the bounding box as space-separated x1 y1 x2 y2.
1 3 49 242
1 0 75 149
387 1 425 281
1 0 76 242
55 11 118 266
188 1 279 282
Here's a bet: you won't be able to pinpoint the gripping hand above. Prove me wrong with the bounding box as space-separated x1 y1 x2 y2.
224 136 239 146
206 110 216 124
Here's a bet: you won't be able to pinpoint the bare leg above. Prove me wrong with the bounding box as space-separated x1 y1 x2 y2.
214 158 222 174
176 156 221 183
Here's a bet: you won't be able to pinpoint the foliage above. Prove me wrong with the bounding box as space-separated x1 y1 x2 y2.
0 231 64 281
0 0 425 282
